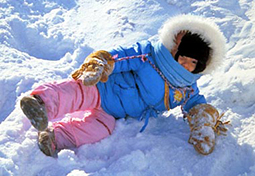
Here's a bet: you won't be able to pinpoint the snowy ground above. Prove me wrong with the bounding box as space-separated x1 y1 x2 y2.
0 0 255 175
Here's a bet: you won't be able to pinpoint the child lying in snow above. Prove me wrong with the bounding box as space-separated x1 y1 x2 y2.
20 14 229 157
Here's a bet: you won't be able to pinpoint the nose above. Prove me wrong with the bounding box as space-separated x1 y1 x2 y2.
181 62 192 72
181 62 189 69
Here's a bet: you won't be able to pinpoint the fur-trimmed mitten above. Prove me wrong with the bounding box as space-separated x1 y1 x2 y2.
187 104 230 155
72 50 115 86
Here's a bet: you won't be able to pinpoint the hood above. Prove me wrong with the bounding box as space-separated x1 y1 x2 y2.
158 14 226 74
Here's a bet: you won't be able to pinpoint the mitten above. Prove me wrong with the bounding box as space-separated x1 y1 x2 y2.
187 104 230 155
72 50 115 86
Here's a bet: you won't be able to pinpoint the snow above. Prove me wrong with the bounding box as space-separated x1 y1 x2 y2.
0 0 255 175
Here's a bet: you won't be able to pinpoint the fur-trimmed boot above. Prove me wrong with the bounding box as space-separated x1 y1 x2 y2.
187 104 229 155
72 50 115 86
20 95 48 131
38 127 58 157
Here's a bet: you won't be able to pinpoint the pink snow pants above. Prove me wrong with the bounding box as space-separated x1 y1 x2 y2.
31 79 115 149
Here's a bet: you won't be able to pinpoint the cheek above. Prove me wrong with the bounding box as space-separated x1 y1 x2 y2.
177 57 184 64
189 61 199 71
190 64 196 72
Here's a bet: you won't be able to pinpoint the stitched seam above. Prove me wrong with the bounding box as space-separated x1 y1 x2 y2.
96 119 111 135
71 123 79 147
77 83 84 110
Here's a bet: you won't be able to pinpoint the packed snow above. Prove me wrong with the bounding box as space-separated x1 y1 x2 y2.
0 0 255 175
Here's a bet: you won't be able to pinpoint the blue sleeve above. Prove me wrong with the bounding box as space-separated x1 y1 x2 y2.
183 83 207 112
109 41 152 73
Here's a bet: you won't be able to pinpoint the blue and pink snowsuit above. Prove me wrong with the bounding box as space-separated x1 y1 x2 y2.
31 41 206 149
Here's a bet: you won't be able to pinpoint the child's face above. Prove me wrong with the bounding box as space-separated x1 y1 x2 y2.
178 56 198 72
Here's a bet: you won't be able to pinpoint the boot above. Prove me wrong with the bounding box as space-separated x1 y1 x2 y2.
38 127 58 157
20 95 48 131
187 104 229 155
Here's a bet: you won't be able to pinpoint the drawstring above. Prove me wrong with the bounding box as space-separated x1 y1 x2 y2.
112 53 194 132
212 113 231 135
113 53 194 112
139 107 159 132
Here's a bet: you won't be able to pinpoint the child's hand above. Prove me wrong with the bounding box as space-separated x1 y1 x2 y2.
187 104 230 155
81 57 105 86
72 50 115 86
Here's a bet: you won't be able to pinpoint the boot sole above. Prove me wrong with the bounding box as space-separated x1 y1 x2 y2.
20 96 48 131
38 129 57 157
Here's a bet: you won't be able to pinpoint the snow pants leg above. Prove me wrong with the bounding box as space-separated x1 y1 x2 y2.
31 79 115 149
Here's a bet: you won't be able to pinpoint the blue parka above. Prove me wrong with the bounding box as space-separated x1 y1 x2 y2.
96 41 206 130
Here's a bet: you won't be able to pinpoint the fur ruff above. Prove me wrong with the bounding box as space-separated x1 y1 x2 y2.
158 14 226 74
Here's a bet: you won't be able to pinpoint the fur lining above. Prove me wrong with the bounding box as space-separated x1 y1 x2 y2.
158 14 226 74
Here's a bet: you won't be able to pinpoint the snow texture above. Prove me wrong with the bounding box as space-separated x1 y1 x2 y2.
0 0 255 176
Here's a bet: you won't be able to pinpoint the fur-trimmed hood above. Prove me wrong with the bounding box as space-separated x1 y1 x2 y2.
158 14 226 74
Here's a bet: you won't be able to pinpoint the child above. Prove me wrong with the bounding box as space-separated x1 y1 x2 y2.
20 14 228 157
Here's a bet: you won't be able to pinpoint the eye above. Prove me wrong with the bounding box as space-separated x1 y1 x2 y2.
192 60 198 65
178 56 184 60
